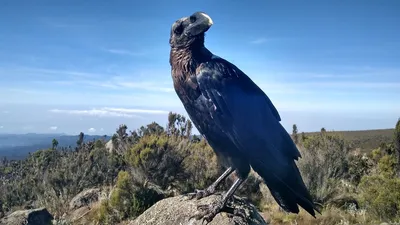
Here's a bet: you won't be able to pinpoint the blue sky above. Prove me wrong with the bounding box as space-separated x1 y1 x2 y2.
0 0 399 135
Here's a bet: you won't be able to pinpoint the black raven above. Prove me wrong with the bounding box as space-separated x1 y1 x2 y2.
169 12 318 223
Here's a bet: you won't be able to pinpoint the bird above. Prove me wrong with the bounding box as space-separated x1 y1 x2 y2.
169 11 319 223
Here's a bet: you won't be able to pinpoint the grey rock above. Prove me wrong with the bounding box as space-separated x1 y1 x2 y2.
130 194 268 225
0 207 53 225
69 188 101 210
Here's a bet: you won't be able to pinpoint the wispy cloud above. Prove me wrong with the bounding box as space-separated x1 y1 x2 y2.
0 126 3 129
103 107 169 115
49 107 170 118
16 68 98 79
105 81 175 92
88 128 96 133
63 78 175 93
49 108 141 118
49 126 58 130
102 48 145 56
2 88 181 107
250 38 268 44
296 81 400 89
13 67 174 93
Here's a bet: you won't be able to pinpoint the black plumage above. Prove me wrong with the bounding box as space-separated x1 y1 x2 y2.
169 11 318 222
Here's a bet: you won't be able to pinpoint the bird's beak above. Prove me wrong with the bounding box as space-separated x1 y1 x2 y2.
184 12 213 37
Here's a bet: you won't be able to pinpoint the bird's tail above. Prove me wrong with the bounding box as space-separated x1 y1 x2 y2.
253 160 319 217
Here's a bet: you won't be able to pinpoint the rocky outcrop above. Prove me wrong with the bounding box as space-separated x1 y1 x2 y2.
105 140 114 153
129 195 268 225
69 188 103 210
66 188 110 224
0 207 53 225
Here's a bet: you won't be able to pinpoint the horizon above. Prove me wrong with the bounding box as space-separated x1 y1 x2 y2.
0 0 399 135
0 127 397 137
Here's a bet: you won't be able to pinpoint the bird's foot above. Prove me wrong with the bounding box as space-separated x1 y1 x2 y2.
190 200 225 224
186 186 216 200
190 199 246 224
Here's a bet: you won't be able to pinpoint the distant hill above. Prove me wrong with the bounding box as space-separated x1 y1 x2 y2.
0 133 111 160
305 128 395 152
0 128 395 160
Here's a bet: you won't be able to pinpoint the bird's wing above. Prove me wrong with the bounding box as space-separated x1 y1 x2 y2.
196 58 300 162
196 58 317 216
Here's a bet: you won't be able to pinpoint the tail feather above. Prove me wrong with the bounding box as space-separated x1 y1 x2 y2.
253 161 318 217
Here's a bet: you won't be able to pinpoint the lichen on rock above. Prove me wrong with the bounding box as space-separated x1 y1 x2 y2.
129 194 268 225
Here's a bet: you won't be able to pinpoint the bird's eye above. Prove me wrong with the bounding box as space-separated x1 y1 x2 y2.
174 24 183 35
190 15 197 23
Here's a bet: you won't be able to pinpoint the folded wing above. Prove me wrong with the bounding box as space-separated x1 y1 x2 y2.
196 58 317 216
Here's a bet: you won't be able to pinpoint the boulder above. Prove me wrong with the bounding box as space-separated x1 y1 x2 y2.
0 207 53 225
129 194 268 225
69 188 102 210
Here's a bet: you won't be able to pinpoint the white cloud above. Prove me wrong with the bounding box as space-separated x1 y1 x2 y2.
49 108 140 118
49 126 58 130
103 107 169 115
85 78 175 93
88 128 96 133
2 88 181 108
17 68 97 78
103 48 145 56
114 81 175 92
296 81 400 89
250 38 268 44
49 107 170 118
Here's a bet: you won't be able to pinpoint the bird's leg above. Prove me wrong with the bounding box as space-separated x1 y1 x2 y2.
187 167 233 200
191 178 244 224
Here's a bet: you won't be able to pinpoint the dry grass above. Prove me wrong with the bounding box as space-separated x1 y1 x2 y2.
260 203 381 225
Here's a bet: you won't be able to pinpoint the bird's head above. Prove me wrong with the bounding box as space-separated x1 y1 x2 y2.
169 12 213 49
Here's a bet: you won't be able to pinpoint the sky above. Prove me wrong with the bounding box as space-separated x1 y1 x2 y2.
0 0 399 135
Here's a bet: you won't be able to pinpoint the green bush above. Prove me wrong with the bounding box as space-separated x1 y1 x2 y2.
126 134 186 189
95 200 119 225
109 170 164 220
358 175 400 221
347 154 373 185
297 132 351 206
378 154 397 178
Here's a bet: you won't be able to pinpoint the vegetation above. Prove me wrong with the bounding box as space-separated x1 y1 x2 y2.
0 113 399 224
305 128 395 152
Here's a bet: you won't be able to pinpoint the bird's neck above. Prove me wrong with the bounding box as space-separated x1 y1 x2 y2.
170 46 212 76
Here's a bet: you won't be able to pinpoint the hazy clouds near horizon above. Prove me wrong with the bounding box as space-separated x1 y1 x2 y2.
0 103 397 135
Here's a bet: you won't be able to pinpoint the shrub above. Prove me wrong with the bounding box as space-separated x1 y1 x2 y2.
297 132 351 207
358 175 400 221
126 134 186 189
109 170 164 220
347 154 373 185
378 154 397 178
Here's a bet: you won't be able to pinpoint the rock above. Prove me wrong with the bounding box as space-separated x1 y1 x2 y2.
129 195 268 225
105 140 114 153
69 188 101 210
0 207 53 225
67 188 110 224
68 206 91 222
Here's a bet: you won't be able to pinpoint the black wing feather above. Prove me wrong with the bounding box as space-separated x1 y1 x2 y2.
196 59 317 216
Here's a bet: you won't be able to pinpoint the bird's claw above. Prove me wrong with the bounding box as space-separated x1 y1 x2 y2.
190 200 225 224
186 187 215 200
226 207 247 219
